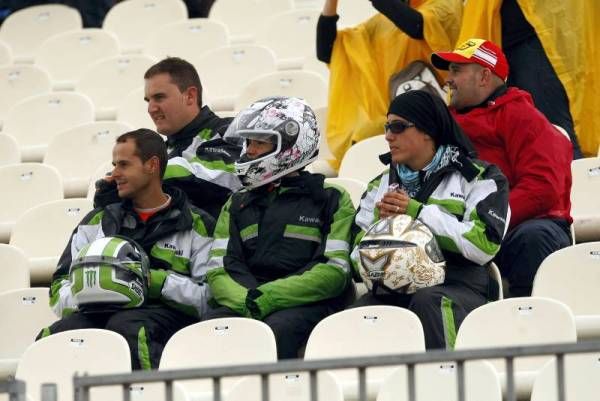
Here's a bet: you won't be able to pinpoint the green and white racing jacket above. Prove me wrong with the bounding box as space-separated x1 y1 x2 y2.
352 146 510 273
51 187 215 319
206 172 356 319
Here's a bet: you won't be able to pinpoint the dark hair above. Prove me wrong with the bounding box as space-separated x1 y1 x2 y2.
116 129 168 179
144 57 203 107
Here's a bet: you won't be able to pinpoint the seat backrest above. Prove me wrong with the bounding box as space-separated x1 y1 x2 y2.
144 18 229 61
44 121 131 197
0 244 29 293
0 40 12 66
0 288 56 360
0 134 21 166
0 163 63 242
0 65 51 123
532 242 600 315
159 318 277 395
260 9 320 60
570 157 600 242
116 87 156 130
235 70 328 111
210 0 294 41
530 353 600 401
377 360 501 401
0 4 82 61
325 177 367 209
224 371 343 401
77 55 157 116
3 92 94 162
35 28 120 88
488 261 503 300
338 135 388 183
337 0 379 28
10 198 93 259
103 0 187 53
16 329 131 401
455 297 577 373
193 45 277 102
305 306 425 390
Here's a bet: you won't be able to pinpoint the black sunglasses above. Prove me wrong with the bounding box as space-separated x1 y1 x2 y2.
384 120 415 134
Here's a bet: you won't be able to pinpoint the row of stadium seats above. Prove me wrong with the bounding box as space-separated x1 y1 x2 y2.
2 302 598 401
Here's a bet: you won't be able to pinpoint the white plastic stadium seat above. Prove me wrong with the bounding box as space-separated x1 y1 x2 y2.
530 353 600 401
0 288 57 379
260 9 320 63
193 45 276 110
3 92 94 162
304 306 426 400
0 4 82 63
570 157 600 242
16 329 131 401
103 0 187 54
210 0 294 43
338 135 389 183
77 55 156 120
133 318 277 401
44 121 132 198
337 0 379 28
325 177 367 209
9 198 92 284
235 70 328 111
144 19 229 61
377 360 502 401
116 87 156 130
35 28 120 90
0 40 12 66
0 134 21 166
0 244 29 293
224 371 343 401
455 297 577 400
0 163 63 243
0 65 51 125
488 261 503 300
532 242 600 340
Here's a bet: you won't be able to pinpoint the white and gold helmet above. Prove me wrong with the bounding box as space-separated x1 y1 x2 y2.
358 215 445 294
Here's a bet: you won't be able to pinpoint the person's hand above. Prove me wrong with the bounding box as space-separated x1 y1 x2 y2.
377 189 410 218
322 0 339 16
94 172 114 191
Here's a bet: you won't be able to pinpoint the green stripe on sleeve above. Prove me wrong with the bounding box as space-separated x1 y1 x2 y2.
462 209 501 256
164 164 192 180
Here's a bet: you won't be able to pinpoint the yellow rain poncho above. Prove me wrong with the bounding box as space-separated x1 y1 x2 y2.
458 0 600 156
326 0 463 170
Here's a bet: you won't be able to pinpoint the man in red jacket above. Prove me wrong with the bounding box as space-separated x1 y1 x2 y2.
431 38 573 297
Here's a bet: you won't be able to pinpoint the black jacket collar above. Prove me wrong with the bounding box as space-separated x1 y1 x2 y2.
165 106 226 151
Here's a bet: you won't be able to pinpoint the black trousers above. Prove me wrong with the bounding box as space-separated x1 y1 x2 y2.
204 300 344 360
495 218 571 297
505 35 583 159
37 305 196 370
351 266 489 350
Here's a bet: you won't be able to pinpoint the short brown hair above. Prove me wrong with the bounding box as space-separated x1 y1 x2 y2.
144 57 203 107
116 129 168 179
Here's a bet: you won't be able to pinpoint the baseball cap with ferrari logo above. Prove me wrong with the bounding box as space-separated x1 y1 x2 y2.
431 38 509 81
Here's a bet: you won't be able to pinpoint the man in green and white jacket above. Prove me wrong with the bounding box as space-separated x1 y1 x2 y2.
40 129 215 370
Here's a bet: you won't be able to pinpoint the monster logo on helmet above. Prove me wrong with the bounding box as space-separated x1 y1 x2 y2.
223 96 321 190
69 236 150 311
358 215 445 294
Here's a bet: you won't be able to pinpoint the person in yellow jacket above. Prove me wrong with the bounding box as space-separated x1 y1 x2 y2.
457 0 600 157
316 0 463 171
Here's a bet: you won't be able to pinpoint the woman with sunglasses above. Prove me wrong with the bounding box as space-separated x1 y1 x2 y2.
351 90 510 349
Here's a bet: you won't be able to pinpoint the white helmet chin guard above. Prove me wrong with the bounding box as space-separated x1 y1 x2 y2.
358 215 446 295
69 236 150 312
223 96 320 190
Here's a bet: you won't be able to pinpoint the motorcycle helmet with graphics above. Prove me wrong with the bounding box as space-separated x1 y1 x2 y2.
69 236 150 311
358 214 445 294
223 96 320 189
